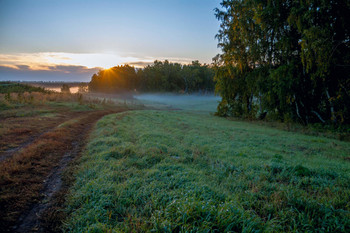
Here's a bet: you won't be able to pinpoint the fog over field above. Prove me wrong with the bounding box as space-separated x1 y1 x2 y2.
135 93 221 113
2 0 349 231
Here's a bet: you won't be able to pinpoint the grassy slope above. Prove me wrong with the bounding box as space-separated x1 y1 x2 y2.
0 82 48 94
0 89 136 230
65 110 350 232
135 94 220 114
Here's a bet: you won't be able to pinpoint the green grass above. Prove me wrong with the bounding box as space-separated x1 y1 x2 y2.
0 81 48 93
47 101 102 111
135 94 220 114
0 102 99 119
64 110 350 232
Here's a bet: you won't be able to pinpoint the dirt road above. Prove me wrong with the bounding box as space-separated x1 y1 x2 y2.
0 109 126 232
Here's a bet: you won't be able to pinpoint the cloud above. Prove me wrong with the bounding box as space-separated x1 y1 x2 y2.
0 52 132 70
125 57 202 68
15 65 32 70
0 64 99 73
0 52 200 70
0 52 203 81
0 64 99 82
46 65 100 73
126 61 155 67
0 65 18 71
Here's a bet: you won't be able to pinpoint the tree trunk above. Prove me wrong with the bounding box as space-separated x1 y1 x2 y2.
311 110 326 123
325 88 336 123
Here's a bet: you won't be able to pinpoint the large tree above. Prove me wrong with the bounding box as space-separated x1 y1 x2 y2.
214 0 350 124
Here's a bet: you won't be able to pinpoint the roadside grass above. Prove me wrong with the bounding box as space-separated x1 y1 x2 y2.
0 86 135 231
64 110 350 232
0 109 65 153
0 91 91 111
0 81 48 94
0 120 75 229
0 90 128 153
0 110 123 231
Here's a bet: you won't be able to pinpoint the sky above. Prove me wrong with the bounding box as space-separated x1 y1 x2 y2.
0 0 222 81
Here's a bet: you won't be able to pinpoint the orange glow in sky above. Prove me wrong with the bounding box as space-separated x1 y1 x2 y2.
0 52 153 70
0 52 198 71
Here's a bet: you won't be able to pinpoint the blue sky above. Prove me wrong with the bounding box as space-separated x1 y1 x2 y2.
0 0 222 81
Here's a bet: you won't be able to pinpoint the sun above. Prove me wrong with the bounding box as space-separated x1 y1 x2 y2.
46 52 128 69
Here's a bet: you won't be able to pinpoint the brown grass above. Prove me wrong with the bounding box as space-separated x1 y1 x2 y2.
0 110 124 231
0 91 118 107
0 114 66 153
0 91 119 153
0 90 136 231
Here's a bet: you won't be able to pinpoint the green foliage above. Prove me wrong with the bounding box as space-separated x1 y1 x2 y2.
89 65 138 93
65 110 350 232
0 82 48 94
214 0 350 125
61 84 71 94
88 60 215 93
76 93 83 105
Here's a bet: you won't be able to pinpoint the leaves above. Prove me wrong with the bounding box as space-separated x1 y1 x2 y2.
215 0 350 124
89 61 215 93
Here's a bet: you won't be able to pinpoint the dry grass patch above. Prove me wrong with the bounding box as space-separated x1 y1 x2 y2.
0 110 124 231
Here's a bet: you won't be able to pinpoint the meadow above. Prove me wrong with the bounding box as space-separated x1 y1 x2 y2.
135 93 221 113
64 110 350 232
2 0 348 231
1 82 349 232
0 82 137 231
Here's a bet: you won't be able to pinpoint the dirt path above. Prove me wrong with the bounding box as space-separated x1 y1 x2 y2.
0 111 84 161
0 128 54 163
14 141 81 232
0 109 126 232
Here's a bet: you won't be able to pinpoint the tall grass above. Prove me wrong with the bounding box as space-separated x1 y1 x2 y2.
64 110 350 232
0 91 121 112
0 82 48 94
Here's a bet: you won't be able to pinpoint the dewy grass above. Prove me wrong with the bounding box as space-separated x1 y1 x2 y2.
64 110 350 232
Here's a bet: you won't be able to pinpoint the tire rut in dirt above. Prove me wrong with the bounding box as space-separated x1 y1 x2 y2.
14 141 80 233
1 110 126 232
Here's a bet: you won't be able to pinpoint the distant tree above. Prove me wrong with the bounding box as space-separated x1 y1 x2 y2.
88 65 138 92
78 84 88 93
61 84 71 94
88 61 215 93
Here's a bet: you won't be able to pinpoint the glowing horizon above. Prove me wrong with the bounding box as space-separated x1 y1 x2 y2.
0 52 206 71
0 0 221 81
0 52 151 70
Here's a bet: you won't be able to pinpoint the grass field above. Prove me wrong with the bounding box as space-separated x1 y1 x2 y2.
1 83 349 232
64 110 350 232
135 94 221 114
0 85 135 231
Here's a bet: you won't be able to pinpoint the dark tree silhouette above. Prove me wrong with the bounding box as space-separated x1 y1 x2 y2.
61 84 71 94
88 61 215 94
214 0 350 125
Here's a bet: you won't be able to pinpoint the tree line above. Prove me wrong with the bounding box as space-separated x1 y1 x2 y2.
214 0 350 125
88 60 215 93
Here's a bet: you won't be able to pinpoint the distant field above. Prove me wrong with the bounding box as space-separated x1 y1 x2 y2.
135 93 221 113
64 110 350 232
0 86 132 231
25 82 88 94
1 83 349 232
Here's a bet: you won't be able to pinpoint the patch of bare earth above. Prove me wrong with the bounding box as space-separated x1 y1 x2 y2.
0 107 83 159
0 109 126 232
